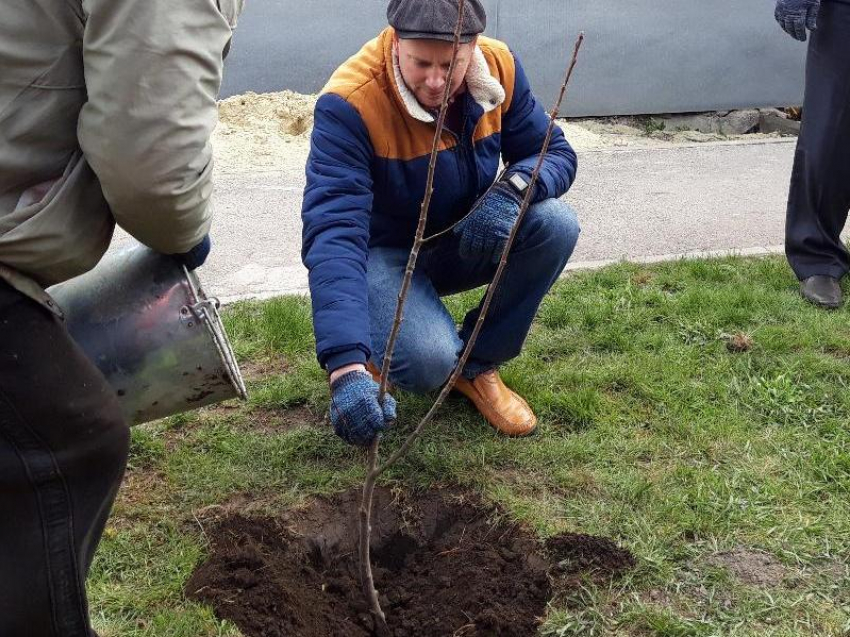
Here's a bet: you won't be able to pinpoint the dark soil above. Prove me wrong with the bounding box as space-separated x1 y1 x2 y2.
546 532 637 584
186 488 635 637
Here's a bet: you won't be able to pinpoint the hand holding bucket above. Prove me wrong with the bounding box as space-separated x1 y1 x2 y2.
48 240 248 425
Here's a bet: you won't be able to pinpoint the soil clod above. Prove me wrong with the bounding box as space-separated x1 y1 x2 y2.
546 532 637 583
725 332 754 353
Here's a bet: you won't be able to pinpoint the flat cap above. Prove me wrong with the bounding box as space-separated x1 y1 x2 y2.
387 0 486 43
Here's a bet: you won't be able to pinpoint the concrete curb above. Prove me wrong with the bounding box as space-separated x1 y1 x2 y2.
216 244 788 305
563 245 786 272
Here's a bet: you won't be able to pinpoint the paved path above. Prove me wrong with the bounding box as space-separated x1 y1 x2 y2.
121 138 814 301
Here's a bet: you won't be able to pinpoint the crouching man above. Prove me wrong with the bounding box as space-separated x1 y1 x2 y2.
301 0 580 446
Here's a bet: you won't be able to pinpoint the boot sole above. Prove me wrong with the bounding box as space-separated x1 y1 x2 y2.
801 294 842 310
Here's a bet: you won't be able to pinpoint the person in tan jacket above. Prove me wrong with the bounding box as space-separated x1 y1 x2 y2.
0 0 241 634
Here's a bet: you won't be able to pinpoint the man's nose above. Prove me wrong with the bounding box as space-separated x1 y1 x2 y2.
425 70 446 91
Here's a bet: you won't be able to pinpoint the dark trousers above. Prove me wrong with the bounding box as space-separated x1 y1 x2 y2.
0 281 129 637
786 0 850 280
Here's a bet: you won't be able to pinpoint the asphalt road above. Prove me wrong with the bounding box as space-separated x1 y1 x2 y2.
167 138 807 302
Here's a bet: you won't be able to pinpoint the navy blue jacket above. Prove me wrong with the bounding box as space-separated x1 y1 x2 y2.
302 29 577 371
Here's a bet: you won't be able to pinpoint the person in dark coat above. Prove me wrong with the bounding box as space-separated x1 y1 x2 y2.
776 0 850 308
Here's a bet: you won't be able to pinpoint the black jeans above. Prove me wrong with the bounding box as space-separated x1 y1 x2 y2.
785 0 850 280
0 281 129 637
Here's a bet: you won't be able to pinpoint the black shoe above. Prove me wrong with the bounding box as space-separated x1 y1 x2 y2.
800 275 842 309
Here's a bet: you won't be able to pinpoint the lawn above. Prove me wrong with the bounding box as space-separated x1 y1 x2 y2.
90 255 850 636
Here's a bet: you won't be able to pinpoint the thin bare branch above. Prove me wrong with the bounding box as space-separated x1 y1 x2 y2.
376 31 586 476
357 32 584 629
359 440 387 635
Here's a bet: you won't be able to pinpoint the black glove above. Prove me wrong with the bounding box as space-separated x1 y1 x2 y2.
329 371 397 447
174 235 211 271
775 0 820 41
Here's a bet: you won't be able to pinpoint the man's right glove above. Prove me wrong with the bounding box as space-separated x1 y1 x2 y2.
174 235 212 271
775 0 820 41
329 371 397 446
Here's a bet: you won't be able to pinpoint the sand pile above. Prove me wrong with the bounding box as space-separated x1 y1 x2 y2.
213 91 317 173
218 90 317 136
211 89 793 174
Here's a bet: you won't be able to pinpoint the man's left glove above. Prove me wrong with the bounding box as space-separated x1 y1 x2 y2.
775 0 820 41
454 182 523 264
174 235 211 271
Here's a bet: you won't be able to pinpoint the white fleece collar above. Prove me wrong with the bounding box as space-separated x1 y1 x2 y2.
392 45 507 123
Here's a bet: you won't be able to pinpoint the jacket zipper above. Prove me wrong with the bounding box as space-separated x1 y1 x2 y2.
436 95 483 208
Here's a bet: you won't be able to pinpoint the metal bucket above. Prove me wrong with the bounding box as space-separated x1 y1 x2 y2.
48 241 248 425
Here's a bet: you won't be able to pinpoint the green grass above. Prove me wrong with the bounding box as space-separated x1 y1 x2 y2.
90 255 850 636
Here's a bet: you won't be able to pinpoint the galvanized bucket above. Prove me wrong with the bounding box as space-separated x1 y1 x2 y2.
48 240 248 425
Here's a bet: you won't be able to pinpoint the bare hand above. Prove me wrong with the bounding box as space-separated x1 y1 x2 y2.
329 363 367 384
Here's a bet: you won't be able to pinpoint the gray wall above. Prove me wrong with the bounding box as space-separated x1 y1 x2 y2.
221 0 808 117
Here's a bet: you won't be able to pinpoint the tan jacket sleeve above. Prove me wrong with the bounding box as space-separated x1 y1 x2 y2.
78 0 240 254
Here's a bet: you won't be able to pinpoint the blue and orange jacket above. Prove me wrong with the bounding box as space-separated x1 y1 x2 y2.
302 28 577 371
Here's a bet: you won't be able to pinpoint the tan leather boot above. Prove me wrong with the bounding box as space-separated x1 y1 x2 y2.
453 370 537 437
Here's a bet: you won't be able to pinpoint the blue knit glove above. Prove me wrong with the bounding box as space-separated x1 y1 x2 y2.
329 371 397 446
775 0 820 41
174 235 211 271
454 182 523 264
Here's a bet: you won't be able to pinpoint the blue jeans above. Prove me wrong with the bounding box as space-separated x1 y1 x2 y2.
367 198 580 394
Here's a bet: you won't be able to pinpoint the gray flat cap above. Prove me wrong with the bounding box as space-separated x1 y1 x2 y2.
387 0 486 43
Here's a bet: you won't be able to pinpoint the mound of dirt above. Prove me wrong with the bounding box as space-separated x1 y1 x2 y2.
186 488 634 636
213 91 316 173
218 90 317 137
210 89 792 175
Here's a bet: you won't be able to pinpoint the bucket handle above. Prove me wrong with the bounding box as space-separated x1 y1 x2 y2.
181 266 249 401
